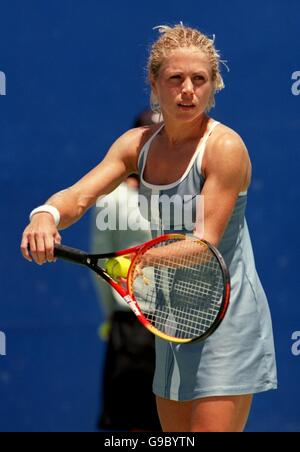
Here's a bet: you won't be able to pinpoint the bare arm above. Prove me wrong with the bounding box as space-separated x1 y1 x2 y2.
47 129 142 228
194 131 251 246
21 128 145 264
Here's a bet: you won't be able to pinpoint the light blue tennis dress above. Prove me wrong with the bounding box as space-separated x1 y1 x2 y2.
137 119 277 401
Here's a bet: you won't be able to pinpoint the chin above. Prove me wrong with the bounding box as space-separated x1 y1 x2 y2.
175 110 204 122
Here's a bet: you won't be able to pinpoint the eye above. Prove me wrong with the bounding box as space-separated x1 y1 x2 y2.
194 75 206 82
170 75 181 80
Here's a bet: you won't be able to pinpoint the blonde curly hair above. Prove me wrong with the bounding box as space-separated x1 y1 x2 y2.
148 23 226 112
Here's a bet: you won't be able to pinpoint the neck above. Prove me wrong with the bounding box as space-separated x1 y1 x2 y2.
161 113 209 146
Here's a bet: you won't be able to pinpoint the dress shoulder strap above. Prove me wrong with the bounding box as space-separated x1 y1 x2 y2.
196 121 220 176
137 124 164 173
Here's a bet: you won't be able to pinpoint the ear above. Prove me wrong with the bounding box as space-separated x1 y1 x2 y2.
150 91 161 114
150 76 158 96
206 87 216 112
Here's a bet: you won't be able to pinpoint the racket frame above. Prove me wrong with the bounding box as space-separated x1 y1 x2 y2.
54 233 230 344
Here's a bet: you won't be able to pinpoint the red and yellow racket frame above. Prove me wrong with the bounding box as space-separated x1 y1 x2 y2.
99 233 230 344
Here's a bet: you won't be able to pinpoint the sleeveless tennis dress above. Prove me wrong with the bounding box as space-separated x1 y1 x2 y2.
137 120 277 401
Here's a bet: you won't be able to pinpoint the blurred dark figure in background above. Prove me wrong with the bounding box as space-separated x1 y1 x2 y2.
91 110 162 431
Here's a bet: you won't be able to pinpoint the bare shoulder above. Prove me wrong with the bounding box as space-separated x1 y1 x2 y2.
202 122 252 192
206 123 250 163
106 124 161 174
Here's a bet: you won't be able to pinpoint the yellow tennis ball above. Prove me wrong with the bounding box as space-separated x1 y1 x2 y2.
98 321 111 341
105 257 131 279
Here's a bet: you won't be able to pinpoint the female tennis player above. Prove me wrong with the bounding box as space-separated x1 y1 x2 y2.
21 24 277 432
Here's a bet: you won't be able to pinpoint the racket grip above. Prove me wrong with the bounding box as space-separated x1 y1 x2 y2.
54 244 88 265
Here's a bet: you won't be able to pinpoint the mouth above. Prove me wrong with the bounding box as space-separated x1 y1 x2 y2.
177 103 196 110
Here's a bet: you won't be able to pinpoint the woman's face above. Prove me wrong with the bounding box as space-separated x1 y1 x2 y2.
151 48 214 122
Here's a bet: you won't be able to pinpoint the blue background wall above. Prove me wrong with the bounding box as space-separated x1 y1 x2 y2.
0 0 299 432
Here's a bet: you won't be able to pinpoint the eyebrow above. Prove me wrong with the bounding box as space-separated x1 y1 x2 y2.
166 69 209 77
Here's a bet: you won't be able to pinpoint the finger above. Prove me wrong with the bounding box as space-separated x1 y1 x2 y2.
29 234 39 264
20 234 32 262
44 235 55 263
35 234 47 265
53 233 62 262
135 264 145 279
135 264 150 286
142 275 150 286
54 232 62 245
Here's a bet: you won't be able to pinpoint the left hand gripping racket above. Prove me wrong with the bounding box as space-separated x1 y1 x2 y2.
54 233 230 344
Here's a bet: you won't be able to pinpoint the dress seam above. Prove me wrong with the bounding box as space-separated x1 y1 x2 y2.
242 254 271 386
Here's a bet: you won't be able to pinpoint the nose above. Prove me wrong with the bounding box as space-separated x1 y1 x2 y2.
182 77 194 96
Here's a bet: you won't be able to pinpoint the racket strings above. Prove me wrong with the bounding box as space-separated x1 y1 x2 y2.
131 238 224 340
139 299 219 338
146 306 219 329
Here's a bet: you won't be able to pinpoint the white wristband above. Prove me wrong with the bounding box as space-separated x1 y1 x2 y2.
29 205 60 226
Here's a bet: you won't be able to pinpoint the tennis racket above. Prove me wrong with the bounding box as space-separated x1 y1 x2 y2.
54 233 230 344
